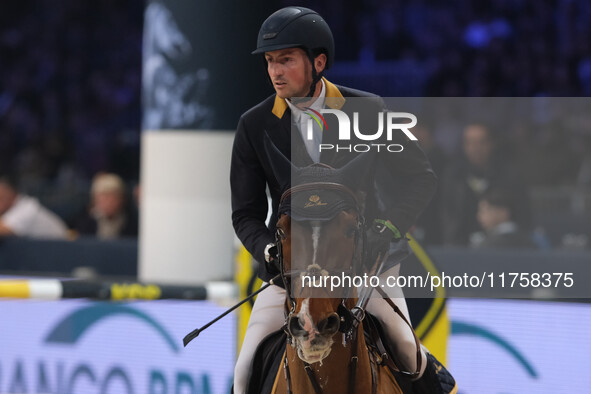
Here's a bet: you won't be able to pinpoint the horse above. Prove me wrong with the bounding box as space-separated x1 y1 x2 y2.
256 140 422 393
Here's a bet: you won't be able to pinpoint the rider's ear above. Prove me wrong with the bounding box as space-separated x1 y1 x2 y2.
263 132 298 193
337 152 376 190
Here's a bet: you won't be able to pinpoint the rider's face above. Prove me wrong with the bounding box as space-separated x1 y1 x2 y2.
265 48 314 99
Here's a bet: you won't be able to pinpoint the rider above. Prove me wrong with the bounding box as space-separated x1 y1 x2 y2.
231 6 452 393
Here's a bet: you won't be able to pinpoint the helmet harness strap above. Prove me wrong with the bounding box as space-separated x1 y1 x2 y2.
288 51 324 106
306 51 324 98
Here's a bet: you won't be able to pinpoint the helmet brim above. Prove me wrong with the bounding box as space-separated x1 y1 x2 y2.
251 43 304 55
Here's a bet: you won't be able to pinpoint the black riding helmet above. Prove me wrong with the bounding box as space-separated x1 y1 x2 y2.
252 6 335 97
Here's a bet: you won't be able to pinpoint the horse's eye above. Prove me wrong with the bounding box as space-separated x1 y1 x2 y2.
344 227 357 238
277 228 286 239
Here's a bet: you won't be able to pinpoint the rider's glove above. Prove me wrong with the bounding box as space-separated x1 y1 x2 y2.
364 219 402 269
264 242 280 275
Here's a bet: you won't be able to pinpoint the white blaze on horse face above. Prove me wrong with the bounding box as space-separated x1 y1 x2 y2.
292 222 335 364
299 298 317 341
311 222 321 267
296 298 333 365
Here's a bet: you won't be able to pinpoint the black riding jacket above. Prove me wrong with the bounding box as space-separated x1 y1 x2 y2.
230 79 437 282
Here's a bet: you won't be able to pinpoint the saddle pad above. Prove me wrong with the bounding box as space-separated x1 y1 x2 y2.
246 329 287 394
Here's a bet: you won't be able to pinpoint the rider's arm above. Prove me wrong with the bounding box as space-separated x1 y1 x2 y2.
230 116 275 266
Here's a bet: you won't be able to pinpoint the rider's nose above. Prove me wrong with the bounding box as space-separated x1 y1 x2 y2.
268 62 283 78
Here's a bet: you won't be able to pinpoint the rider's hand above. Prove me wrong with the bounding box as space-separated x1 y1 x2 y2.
364 219 401 268
264 242 280 275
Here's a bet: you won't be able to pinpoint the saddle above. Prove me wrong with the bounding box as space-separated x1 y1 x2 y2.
246 329 287 394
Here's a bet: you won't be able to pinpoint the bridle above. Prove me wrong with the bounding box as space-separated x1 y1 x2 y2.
275 180 366 394
274 179 423 394
276 181 365 318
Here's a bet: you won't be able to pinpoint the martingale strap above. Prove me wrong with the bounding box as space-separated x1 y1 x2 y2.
303 362 323 394
284 354 293 394
347 336 359 394
298 333 361 394
369 351 378 394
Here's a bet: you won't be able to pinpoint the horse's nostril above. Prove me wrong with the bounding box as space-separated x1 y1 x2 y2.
318 313 340 335
288 315 307 337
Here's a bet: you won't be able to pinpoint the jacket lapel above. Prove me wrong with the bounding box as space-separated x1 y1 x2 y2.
269 78 346 167
319 79 346 165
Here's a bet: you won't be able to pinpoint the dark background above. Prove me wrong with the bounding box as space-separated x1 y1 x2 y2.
0 0 590 247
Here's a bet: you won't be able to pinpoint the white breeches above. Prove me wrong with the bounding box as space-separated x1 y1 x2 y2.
233 266 426 393
233 283 286 393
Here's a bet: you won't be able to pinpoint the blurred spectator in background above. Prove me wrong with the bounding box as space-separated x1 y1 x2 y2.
0 0 588 249
1 1 589 189
412 122 448 245
0 173 68 239
519 121 582 187
440 123 531 245
0 0 142 191
471 187 538 249
74 173 138 239
577 134 591 187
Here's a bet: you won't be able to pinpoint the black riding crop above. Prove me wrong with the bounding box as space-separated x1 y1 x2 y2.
183 274 281 347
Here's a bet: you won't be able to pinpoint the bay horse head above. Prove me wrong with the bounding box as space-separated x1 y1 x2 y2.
277 205 360 364
265 136 374 365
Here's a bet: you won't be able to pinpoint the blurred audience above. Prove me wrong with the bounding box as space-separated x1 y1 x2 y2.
576 134 591 187
412 122 448 245
0 0 589 249
0 0 142 189
287 0 591 96
0 173 68 239
518 122 582 187
440 123 531 245
471 187 538 249
74 173 138 239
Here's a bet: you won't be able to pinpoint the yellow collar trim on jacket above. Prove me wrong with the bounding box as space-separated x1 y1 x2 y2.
271 77 346 119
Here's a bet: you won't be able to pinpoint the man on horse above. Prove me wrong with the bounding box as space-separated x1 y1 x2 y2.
231 6 453 393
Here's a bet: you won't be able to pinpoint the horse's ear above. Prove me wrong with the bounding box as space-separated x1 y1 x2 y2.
337 152 377 190
263 132 297 192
